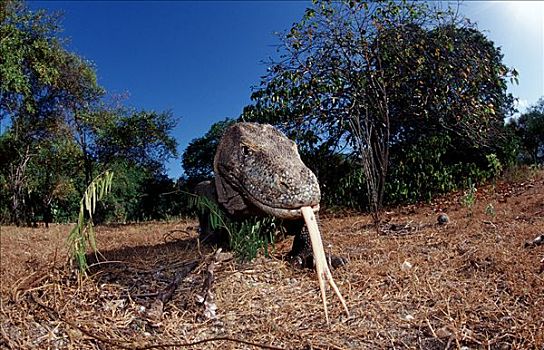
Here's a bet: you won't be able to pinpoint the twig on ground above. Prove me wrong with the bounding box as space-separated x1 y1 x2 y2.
158 261 198 304
196 248 224 320
163 229 192 243
30 292 286 350
144 260 199 325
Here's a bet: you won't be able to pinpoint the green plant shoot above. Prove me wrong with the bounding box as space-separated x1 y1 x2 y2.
68 170 114 273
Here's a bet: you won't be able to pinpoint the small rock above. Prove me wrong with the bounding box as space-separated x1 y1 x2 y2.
224 311 237 322
203 301 217 319
401 260 413 271
288 278 298 285
437 213 450 225
401 314 415 321
435 326 452 338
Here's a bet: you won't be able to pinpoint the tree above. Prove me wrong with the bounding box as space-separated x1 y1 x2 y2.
379 23 518 203
182 118 235 187
242 0 517 216
1 1 180 225
375 23 517 146
94 108 178 174
508 97 544 164
24 136 82 226
1 1 103 224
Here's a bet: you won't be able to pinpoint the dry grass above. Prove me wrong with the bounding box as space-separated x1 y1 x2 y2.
1 171 543 349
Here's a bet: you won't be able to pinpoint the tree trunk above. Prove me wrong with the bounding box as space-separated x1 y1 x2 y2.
9 147 32 226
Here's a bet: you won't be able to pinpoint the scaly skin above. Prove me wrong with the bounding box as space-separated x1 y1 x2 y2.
196 122 344 268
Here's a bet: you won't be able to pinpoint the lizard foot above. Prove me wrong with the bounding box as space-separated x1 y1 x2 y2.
287 253 347 270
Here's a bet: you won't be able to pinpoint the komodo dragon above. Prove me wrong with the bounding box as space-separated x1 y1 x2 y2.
194 122 343 269
195 122 349 323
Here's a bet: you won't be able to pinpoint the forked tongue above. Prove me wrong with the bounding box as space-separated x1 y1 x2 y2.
301 206 350 325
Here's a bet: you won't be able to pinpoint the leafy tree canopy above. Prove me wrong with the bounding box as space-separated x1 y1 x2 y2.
237 0 518 208
508 97 544 164
0 1 180 225
95 108 178 173
182 118 235 185
242 0 517 153
1 0 103 136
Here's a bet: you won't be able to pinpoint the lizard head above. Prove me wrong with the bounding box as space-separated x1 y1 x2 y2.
214 123 320 219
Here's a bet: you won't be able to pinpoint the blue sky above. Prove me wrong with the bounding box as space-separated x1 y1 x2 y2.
29 1 543 179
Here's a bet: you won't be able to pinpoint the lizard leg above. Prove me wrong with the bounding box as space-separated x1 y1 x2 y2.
286 215 347 269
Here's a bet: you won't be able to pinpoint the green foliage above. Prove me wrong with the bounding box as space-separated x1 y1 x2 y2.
1 1 99 116
139 173 186 220
229 217 277 262
1 4 103 135
68 171 113 273
93 162 147 223
385 135 507 204
386 135 459 203
182 118 235 186
95 109 178 172
486 153 503 177
189 194 230 233
239 0 518 212
189 195 276 262
0 1 105 225
461 178 477 215
307 152 368 210
90 161 184 223
27 136 83 223
485 203 496 217
508 97 544 164
0 2 180 226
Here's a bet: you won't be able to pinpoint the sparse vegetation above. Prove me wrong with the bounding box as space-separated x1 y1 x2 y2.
1 1 543 348
2 170 543 349
67 170 113 273
485 202 496 217
0 1 179 225
461 177 477 215
190 194 277 262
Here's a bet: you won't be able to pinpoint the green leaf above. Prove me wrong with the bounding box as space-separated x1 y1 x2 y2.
67 171 114 274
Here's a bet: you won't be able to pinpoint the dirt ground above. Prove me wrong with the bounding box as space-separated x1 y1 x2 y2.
1 169 543 349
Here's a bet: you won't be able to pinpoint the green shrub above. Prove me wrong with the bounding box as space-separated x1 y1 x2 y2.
189 195 277 262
